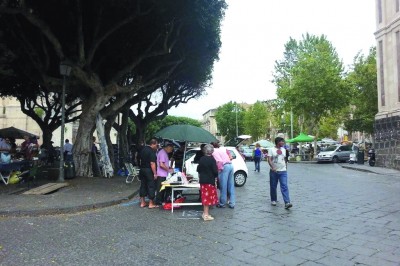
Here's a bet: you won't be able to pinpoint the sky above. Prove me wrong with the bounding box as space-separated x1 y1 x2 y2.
167 0 377 120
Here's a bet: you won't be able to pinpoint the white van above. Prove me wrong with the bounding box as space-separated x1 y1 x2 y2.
317 144 353 163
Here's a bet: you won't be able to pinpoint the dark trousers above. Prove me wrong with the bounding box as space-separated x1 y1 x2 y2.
254 156 261 171
155 176 167 204
139 168 156 200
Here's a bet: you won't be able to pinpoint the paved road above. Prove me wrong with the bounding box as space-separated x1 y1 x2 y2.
1 162 399 266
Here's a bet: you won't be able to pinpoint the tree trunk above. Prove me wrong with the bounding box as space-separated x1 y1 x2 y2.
41 128 54 149
119 109 129 166
104 118 115 169
74 94 110 177
134 119 146 147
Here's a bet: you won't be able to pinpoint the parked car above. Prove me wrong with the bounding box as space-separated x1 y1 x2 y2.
317 144 353 163
184 146 249 187
240 146 254 161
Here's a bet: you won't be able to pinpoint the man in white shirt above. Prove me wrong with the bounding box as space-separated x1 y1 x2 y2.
268 137 292 209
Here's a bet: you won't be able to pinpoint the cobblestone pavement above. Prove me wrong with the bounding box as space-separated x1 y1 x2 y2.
0 162 399 266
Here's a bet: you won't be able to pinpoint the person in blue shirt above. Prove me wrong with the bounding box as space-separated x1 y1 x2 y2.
253 143 262 172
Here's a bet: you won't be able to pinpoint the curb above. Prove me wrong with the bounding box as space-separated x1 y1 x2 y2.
341 165 376 174
0 189 140 218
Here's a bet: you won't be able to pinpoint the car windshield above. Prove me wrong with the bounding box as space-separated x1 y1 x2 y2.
325 145 338 151
184 149 198 161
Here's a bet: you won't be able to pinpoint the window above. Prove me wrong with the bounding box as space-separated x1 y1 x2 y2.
396 0 400 12
378 0 383 23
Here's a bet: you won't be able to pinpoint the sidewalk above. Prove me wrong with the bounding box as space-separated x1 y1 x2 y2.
291 160 400 176
341 162 400 176
0 175 140 217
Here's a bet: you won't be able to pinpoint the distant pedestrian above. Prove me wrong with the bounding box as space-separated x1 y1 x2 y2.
268 137 292 209
197 144 218 221
64 139 73 162
138 138 159 209
253 143 262 172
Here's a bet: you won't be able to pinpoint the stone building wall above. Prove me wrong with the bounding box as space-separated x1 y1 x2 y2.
374 0 400 170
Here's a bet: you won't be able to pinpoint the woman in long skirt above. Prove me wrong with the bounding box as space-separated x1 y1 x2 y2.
197 144 219 221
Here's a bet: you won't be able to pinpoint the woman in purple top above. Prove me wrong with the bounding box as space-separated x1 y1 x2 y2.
155 142 174 205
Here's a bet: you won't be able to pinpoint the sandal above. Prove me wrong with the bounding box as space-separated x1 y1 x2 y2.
148 205 159 209
202 214 214 221
140 203 147 208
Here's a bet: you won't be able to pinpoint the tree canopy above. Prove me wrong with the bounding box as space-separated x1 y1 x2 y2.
0 0 226 176
215 101 244 141
343 47 377 135
273 34 350 138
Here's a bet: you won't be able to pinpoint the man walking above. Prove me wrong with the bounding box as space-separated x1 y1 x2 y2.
138 138 159 209
268 136 292 209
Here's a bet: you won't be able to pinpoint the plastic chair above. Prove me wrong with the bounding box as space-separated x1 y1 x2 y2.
124 163 139 184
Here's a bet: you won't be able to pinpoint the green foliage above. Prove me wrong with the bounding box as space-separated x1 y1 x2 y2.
243 101 269 140
319 116 341 139
215 101 244 141
145 116 201 141
34 108 44 119
343 47 377 135
273 33 349 136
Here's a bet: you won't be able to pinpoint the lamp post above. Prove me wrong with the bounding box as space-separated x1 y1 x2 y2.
58 61 72 182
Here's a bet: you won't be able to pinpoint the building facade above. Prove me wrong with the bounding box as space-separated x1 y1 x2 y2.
374 0 400 169
201 108 224 143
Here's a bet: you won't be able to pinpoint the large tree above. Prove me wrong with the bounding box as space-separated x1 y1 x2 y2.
273 34 350 152
243 101 269 141
343 47 377 137
215 101 244 142
0 0 226 176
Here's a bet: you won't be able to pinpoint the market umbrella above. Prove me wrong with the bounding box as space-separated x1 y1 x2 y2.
0 127 38 139
251 139 274 148
155 125 218 173
286 132 314 143
154 124 218 143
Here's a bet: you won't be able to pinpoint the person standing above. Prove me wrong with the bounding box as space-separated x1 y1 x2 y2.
138 138 159 209
171 143 185 171
268 137 292 209
64 139 73 162
253 143 262 172
20 135 32 159
197 144 219 221
155 142 174 205
212 142 235 209
0 137 11 163
193 143 206 163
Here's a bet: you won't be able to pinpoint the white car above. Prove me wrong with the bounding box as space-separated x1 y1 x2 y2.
317 144 353 163
184 146 249 187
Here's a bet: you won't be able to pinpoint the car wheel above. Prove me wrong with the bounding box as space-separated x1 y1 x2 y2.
332 156 339 163
234 171 247 187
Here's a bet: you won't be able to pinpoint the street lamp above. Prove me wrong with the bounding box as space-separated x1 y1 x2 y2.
58 61 72 182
